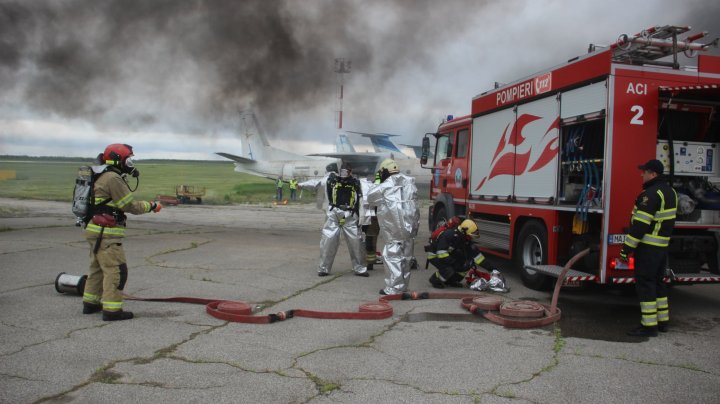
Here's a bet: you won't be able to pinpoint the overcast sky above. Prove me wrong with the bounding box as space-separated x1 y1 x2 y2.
1 0 719 160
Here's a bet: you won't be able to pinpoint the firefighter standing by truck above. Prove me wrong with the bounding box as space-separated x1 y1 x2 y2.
82 144 162 321
620 159 677 337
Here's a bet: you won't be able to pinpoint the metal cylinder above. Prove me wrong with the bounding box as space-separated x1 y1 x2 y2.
55 272 87 296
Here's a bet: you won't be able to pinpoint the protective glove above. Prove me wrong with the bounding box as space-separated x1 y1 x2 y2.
150 202 163 213
619 249 629 262
374 171 381 184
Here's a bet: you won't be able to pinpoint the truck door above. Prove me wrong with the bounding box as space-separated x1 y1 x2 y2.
447 127 471 202
434 132 453 194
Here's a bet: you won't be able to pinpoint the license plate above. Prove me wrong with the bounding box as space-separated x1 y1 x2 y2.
562 280 583 288
608 234 626 245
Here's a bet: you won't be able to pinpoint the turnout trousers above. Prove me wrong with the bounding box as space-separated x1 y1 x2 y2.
363 216 380 266
634 244 670 327
84 237 128 312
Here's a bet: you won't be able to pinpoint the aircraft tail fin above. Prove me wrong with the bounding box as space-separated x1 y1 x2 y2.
239 110 271 160
367 134 401 154
335 134 356 153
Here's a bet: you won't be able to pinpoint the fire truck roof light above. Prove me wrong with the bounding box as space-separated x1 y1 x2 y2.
447 115 454 121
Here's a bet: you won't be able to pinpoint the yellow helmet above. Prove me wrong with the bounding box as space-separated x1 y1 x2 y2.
458 219 478 236
380 159 400 174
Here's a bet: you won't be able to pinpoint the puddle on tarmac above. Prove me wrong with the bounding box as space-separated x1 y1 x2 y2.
558 299 650 343
400 312 486 323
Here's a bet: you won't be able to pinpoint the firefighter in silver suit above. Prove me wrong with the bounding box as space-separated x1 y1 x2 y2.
367 159 420 295
359 177 380 271
299 163 368 277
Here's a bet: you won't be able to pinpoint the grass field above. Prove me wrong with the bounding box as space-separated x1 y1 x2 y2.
0 157 315 205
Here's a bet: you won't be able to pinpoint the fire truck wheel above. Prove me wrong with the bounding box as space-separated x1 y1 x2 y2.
514 221 551 290
432 206 448 231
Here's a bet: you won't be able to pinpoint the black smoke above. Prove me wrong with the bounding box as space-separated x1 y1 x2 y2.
0 0 476 137
0 0 718 142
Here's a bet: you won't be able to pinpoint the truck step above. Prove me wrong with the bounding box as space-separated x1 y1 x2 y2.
525 265 597 282
613 273 720 284
671 273 720 283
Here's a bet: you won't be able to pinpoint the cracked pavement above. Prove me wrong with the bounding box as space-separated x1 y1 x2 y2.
1 197 719 403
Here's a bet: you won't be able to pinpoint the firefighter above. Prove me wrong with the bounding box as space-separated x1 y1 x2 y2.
620 159 677 337
367 159 420 295
427 219 486 288
299 163 368 277
359 177 380 271
83 144 162 321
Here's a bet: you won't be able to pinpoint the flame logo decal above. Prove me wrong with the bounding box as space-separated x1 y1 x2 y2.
475 114 559 191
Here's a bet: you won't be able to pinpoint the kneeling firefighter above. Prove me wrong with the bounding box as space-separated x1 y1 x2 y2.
367 159 420 295
427 219 486 288
82 144 162 321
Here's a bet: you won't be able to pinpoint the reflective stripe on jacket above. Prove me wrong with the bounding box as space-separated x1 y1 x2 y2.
84 169 152 239
623 176 677 250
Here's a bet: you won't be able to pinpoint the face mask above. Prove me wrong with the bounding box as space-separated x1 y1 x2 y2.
124 157 140 177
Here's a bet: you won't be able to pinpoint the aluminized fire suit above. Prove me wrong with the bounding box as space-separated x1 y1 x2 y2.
367 173 420 294
300 173 367 276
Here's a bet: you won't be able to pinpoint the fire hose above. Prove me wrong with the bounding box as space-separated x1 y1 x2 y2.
60 249 590 328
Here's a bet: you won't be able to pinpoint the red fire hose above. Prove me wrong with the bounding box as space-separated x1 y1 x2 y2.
123 249 589 329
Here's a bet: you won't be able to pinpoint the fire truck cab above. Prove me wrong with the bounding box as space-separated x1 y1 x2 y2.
421 25 720 289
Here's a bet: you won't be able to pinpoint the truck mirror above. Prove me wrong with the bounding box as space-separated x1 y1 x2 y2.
421 136 430 166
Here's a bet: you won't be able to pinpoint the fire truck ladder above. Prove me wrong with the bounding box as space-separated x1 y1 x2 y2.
608 25 718 68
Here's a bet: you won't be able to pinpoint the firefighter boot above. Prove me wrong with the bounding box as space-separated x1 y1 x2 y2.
626 325 658 337
429 273 445 289
82 302 102 314
658 322 669 332
445 273 464 288
103 310 134 321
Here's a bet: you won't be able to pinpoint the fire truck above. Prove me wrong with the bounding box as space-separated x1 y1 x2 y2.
420 25 720 290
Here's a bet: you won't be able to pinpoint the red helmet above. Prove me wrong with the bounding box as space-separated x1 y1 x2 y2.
103 144 134 168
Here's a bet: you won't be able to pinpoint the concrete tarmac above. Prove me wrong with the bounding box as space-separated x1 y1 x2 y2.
1 197 719 403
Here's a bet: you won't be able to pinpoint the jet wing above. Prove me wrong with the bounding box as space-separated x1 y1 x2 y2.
216 152 256 164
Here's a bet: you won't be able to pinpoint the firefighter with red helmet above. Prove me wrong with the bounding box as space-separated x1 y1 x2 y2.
427 219 486 288
82 144 162 321
620 159 677 337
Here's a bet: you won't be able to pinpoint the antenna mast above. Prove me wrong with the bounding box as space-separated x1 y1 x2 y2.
334 58 351 130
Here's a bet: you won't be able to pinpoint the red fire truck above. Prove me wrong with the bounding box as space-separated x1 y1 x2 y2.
420 25 720 290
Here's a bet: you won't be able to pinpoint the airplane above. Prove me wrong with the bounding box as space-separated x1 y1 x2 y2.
317 131 432 195
216 111 339 181
217 111 430 195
